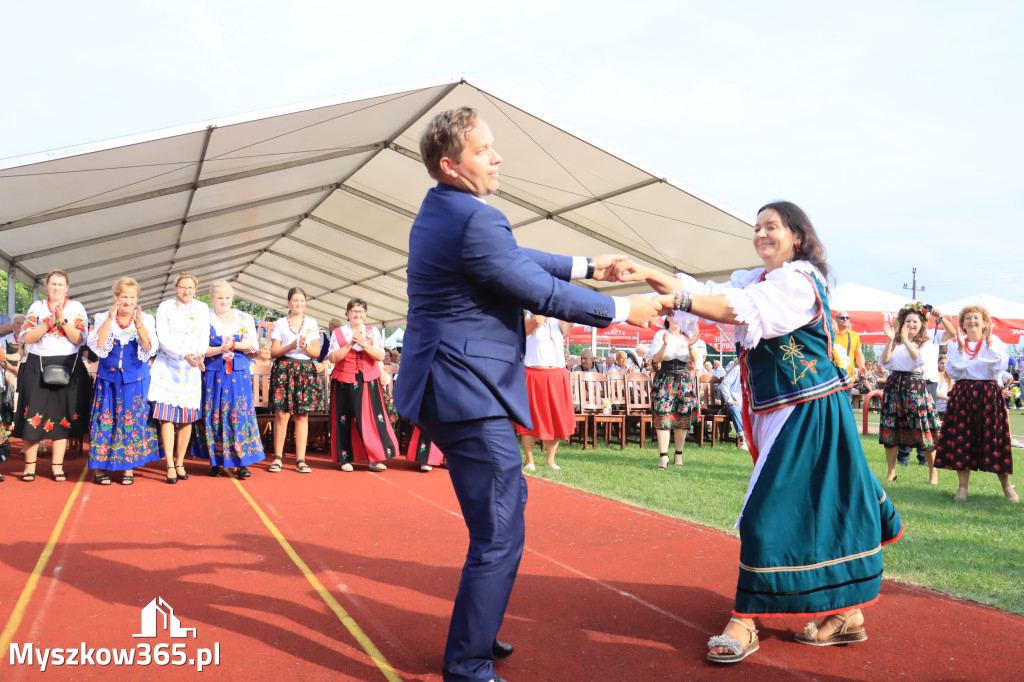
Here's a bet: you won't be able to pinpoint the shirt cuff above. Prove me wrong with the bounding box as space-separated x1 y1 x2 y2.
571 256 589 280
610 297 630 324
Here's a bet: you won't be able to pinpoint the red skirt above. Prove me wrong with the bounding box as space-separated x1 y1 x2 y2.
934 380 1012 474
514 367 575 441
405 427 445 466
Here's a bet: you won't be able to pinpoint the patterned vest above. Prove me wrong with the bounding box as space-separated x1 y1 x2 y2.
741 271 851 413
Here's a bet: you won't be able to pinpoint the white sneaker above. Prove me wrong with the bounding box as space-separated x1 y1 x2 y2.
340 463 354 472
1012 439 1024 449
547 463 562 470
420 464 432 472
523 463 537 471
369 461 387 471
739 439 749 451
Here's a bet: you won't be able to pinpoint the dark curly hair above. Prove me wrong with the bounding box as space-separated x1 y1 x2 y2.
757 201 831 284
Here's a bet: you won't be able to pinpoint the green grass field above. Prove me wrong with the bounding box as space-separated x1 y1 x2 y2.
524 413 1024 615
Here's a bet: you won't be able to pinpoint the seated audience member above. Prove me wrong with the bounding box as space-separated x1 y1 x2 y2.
629 345 649 372
719 359 747 450
612 350 639 374
573 349 605 374
250 339 273 370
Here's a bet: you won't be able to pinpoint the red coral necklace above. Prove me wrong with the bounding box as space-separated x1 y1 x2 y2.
964 338 983 361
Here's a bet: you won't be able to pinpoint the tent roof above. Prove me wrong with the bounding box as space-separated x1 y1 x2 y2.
937 293 1024 320
830 282 914 313
0 75 757 326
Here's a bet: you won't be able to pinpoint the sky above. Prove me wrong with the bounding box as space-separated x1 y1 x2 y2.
2 0 1021 307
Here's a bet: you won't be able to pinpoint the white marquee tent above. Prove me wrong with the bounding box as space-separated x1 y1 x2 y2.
0 75 758 326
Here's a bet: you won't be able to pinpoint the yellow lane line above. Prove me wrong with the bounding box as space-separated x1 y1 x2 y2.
228 474 402 682
0 466 89 651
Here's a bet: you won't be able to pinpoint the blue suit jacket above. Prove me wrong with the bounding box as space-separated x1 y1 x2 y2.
395 183 616 427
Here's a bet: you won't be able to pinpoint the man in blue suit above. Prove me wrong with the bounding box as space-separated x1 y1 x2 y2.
395 107 668 682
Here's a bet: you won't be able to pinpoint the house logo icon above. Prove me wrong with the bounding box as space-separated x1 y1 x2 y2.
132 597 197 638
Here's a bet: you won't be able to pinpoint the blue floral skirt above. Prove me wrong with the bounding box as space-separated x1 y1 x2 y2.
89 377 161 470
192 367 265 468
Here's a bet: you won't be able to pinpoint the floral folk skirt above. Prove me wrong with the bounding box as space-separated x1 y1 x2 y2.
89 377 161 470
651 370 696 430
934 380 1012 474
877 372 942 449
14 352 91 441
270 358 323 414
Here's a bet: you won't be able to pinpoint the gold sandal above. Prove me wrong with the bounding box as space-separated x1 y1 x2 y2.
707 618 759 664
795 610 867 646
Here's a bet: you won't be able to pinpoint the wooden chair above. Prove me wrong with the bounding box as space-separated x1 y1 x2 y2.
251 364 274 447
578 372 626 449
567 372 589 450
624 372 653 448
306 368 332 452
693 374 729 447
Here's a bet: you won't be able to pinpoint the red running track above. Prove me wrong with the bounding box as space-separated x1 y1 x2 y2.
1 446 1022 681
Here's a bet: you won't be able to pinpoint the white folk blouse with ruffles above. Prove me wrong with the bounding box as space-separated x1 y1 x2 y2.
671 260 824 527
945 336 1008 381
880 340 936 373
87 311 159 364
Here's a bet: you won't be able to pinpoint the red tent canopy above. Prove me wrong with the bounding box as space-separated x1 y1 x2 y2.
564 323 655 347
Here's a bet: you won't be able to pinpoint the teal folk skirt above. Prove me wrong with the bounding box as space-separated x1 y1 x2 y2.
734 392 903 617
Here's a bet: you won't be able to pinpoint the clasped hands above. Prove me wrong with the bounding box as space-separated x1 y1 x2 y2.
591 254 675 328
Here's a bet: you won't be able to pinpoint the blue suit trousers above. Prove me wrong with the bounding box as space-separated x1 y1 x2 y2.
420 387 527 682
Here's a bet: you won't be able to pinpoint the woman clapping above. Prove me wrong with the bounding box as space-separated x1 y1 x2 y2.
269 287 321 474
15 269 91 482
87 277 160 485
194 281 265 478
934 306 1018 502
878 303 942 484
328 298 398 472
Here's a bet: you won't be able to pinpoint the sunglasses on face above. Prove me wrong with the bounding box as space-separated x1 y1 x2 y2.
837 316 850 321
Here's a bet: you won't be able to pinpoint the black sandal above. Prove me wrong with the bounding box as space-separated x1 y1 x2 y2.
94 473 112 485
166 466 178 484
52 464 67 482
268 457 283 473
121 473 134 486
208 465 224 477
296 460 312 474
236 466 251 479
21 458 37 482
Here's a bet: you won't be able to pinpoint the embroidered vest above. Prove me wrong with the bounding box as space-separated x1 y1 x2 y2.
205 327 248 375
741 272 851 413
97 338 149 384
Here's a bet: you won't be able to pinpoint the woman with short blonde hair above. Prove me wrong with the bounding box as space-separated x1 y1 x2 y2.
934 305 1018 502
87 277 160 484
192 280 264 477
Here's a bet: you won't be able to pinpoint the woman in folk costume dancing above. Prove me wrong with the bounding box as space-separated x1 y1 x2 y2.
327 298 399 472
149 272 209 484
934 305 1018 502
620 201 903 664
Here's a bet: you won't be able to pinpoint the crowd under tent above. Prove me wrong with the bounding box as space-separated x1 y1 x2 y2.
0 75 757 327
